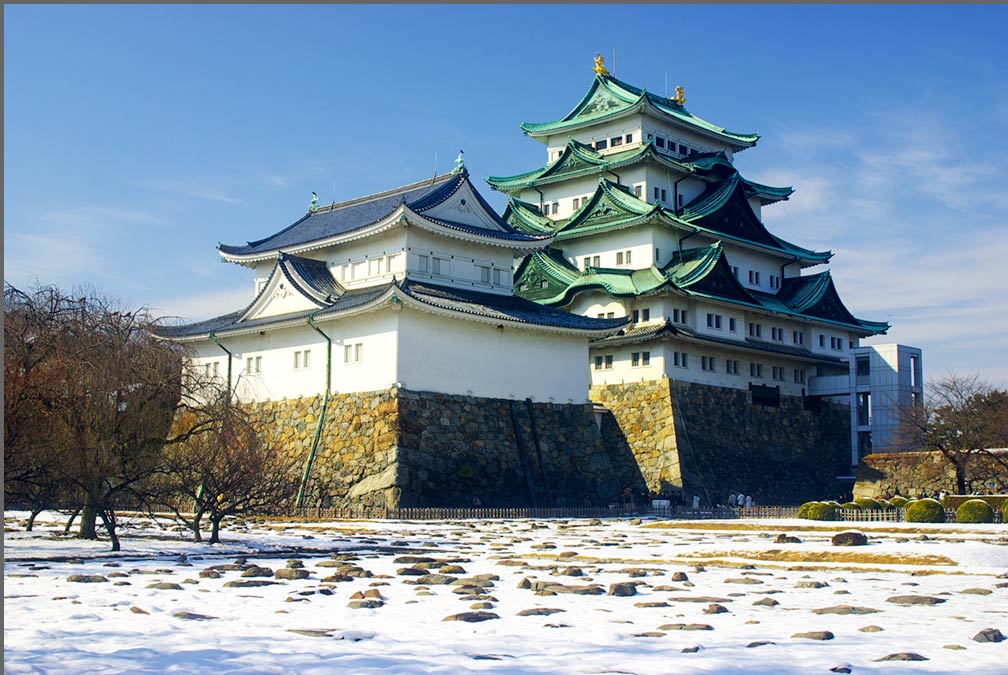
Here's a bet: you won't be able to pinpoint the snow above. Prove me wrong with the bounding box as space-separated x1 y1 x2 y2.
5 511 1007 674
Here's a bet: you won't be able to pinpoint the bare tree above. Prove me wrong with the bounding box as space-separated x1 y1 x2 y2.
898 372 1008 493
159 388 299 544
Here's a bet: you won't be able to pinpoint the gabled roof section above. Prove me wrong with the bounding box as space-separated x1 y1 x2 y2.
681 174 829 264
503 199 554 235
555 177 682 241
775 272 889 335
219 169 549 262
520 75 759 151
281 253 345 304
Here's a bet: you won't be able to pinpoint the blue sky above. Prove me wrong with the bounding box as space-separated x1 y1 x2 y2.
5 5 1008 387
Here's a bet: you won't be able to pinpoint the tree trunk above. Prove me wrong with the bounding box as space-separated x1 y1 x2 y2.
209 515 222 545
26 508 42 531
191 510 203 543
97 509 120 552
954 460 967 494
64 508 80 534
79 499 98 540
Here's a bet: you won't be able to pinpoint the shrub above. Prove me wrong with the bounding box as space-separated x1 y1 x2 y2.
841 502 861 510
1003 502 1008 524
799 501 839 521
956 499 994 524
854 497 883 511
905 498 946 523
888 496 908 508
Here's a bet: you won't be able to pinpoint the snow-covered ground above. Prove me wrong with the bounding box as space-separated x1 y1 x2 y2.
4 511 1007 674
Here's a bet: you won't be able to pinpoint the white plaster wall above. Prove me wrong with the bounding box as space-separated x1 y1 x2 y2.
404 228 516 294
568 292 627 319
587 344 664 386
320 229 408 290
546 119 643 160
396 309 591 403
715 243 790 293
561 226 668 271
693 302 746 342
522 176 601 222
188 308 400 403
642 117 736 158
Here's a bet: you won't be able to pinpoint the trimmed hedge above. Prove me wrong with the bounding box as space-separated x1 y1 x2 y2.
1003 502 1008 524
956 499 994 524
887 496 909 508
854 497 884 511
943 495 1008 511
799 501 839 521
905 498 946 523
842 502 861 510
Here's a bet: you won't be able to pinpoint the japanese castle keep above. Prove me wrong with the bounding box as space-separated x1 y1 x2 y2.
160 56 922 508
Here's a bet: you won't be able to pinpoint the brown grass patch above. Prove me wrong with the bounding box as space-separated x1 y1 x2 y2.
642 521 1001 537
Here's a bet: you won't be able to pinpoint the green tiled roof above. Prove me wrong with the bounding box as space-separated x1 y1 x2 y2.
554 177 676 240
520 75 759 150
515 242 887 336
501 198 554 235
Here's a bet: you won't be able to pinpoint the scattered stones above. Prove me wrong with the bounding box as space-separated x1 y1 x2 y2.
703 603 729 615
669 596 732 604
608 582 638 597
276 568 310 581
410 574 457 586
830 667 852 674
173 611 216 621
671 572 689 581
831 531 868 546
347 600 383 609
67 575 107 584
224 580 279 588
875 652 928 661
973 628 1005 643
724 577 763 585
517 608 565 617
944 644 966 650
517 577 532 589
747 641 775 648
147 582 183 591
129 606 149 615
443 611 499 623
792 631 834 641
440 565 466 574
559 566 583 577
241 566 274 578
753 598 779 607
634 601 669 608
288 629 332 638
795 581 829 589
813 605 880 615
681 645 702 653
886 595 946 606
658 624 713 631
961 588 993 595
199 569 221 579
859 625 884 633
775 534 802 544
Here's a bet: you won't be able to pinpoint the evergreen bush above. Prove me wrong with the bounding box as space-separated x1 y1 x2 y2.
854 497 883 511
841 501 861 510
1003 501 1008 524
956 499 994 524
888 496 908 508
799 501 839 521
905 498 945 523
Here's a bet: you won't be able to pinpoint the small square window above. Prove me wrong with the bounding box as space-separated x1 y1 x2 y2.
595 139 608 150
729 317 737 332
552 202 559 215
616 251 624 265
625 134 633 143
610 136 623 147
656 137 665 148
632 352 640 367
634 185 642 198
653 187 660 201
604 354 613 369
594 355 603 370
417 255 429 273
641 351 650 366
625 250 632 264
495 268 506 285
641 308 650 321
583 257 591 270
479 266 491 284
592 256 600 266
632 309 640 323
304 349 311 368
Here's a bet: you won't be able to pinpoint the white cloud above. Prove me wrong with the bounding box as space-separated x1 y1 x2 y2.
148 285 251 323
135 178 241 204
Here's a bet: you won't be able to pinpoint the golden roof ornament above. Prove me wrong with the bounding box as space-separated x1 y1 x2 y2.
674 85 687 106
593 53 609 77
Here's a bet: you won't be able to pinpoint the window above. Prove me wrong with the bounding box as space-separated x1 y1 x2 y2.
672 308 687 324
794 368 806 384
677 193 684 208
661 188 667 202
344 343 363 364
732 266 739 279
610 136 623 147
552 202 559 215
417 255 429 273
793 330 804 345
495 269 506 285
729 317 737 332
653 187 660 201
386 256 394 274
819 334 826 348
479 265 491 284
592 255 600 266
294 350 312 370
604 354 613 369
539 280 548 289
634 185 642 198
294 351 300 369
632 352 640 367
707 313 714 327
856 356 870 377
772 366 785 381
706 313 722 329
246 356 261 374
625 250 632 264
572 198 579 211
748 322 762 338
726 359 740 375
212 362 219 376
632 309 639 323
616 251 624 265
583 257 591 270
748 270 761 285
625 134 633 143
641 351 650 366
595 139 608 150
673 351 689 368
597 313 605 319
594 355 603 370
701 356 715 372
303 350 311 368
655 247 660 262
771 327 783 341
606 312 614 318
679 144 688 155
750 363 763 378
910 355 920 387
432 257 449 276
641 308 650 321
656 137 665 148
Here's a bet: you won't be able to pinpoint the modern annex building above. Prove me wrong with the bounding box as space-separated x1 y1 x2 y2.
160 57 922 507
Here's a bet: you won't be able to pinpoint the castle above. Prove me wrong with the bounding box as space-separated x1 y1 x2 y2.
159 57 921 508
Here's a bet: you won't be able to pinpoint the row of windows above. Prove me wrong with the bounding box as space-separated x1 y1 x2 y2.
739 269 781 290
630 351 651 367
594 133 634 151
590 350 806 383
615 249 632 265
337 254 398 282
705 313 737 332
672 308 688 324
631 308 651 323
646 133 699 157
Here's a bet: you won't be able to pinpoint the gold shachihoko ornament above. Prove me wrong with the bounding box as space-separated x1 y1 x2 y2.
674 85 687 105
593 53 609 77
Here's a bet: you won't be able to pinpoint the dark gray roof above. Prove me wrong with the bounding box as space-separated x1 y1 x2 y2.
400 280 629 332
153 283 394 339
219 170 545 257
281 253 344 302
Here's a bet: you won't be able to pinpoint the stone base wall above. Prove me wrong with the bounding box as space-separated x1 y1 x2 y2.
247 387 633 510
591 379 851 505
854 450 1008 499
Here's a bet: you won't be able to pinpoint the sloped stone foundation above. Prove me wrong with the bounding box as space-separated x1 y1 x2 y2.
591 379 850 505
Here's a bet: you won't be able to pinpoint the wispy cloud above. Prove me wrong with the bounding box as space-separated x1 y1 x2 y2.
149 285 251 323
134 178 242 204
